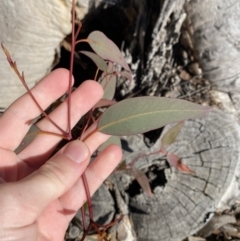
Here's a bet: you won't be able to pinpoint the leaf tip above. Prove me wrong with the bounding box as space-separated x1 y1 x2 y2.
167 153 195 175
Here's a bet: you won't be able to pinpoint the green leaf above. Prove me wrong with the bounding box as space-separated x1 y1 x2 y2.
98 97 211 136
101 74 117 100
132 166 153 197
87 31 131 72
161 121 184 147
79 50 107 71
93 99 116 109
119 70 132 82
98 136 121 152
117 159 127 170
83 202 88 212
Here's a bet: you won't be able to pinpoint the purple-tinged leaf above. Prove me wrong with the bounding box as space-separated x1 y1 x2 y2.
98 97 211 136
87 31 131 72
132 166 153 197
161 122 184 148
101 74 117 100
118 70 132 82
79 50 108 71
98 136 122 152
15 125 40 154
93 99 116 109
167 153 195 174
105 61 114 74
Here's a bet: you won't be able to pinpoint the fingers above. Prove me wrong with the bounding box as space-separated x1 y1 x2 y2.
0 69 72 151
81 121 111 153
0 140 91 226
18 80 103 168
58 144 122 222
0 141 122 227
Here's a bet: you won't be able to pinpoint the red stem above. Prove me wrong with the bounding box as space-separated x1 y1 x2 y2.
75 21 82 41
67 0 77 139
82 172 93 219
81 206 87 231
80 222 93 241
0 45 69 138
69 2 124 239
79 110 93 139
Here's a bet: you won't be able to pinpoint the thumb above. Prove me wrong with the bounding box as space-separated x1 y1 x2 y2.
15 140 89 219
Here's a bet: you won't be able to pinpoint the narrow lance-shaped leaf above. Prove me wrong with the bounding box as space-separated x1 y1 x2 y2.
98 97 211 136
118 70 132 83
87 31 131 73
105 61 114 74
161 122 184 148
132 166 153 197
93 99 116 109
1 44 69 138
167 153 195 175
117 159 127 170
79 50 108 72
101 74 117 100
99 62 117 100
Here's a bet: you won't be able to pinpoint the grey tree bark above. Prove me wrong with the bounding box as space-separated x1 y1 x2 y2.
108 109 240 241
186 0 240 118
186 0 240 92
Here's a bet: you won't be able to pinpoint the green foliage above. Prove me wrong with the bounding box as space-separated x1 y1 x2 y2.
100 74 116 100
161 121 184 148
93 99 116 109
81 31 210 137
98 136 121 152
98 97 210 136
87 31 131 73
2 13 211 239
132 166 153 197
79 51 108 71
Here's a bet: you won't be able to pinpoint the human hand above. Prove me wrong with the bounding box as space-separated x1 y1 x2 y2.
0 69 122 241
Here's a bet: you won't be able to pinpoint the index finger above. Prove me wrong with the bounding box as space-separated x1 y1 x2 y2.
0 69 72 150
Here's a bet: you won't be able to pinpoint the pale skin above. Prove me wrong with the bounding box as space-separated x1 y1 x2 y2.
0 69 122 241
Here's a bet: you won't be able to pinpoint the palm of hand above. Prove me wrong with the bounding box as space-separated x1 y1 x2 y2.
0 69 122 241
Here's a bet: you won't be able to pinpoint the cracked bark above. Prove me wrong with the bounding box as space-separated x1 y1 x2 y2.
81 1 240 240
109 109 240 241
186 0 240 118
186 0 240 93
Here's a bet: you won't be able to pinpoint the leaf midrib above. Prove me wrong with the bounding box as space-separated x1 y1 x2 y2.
99 109 202 131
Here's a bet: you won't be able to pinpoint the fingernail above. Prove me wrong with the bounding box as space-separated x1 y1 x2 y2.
63 141 89 163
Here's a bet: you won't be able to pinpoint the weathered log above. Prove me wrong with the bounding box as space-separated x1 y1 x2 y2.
0 0 90 108
110 109 240 241
66 1 240 240
186 0 240 92
186 0 240 118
